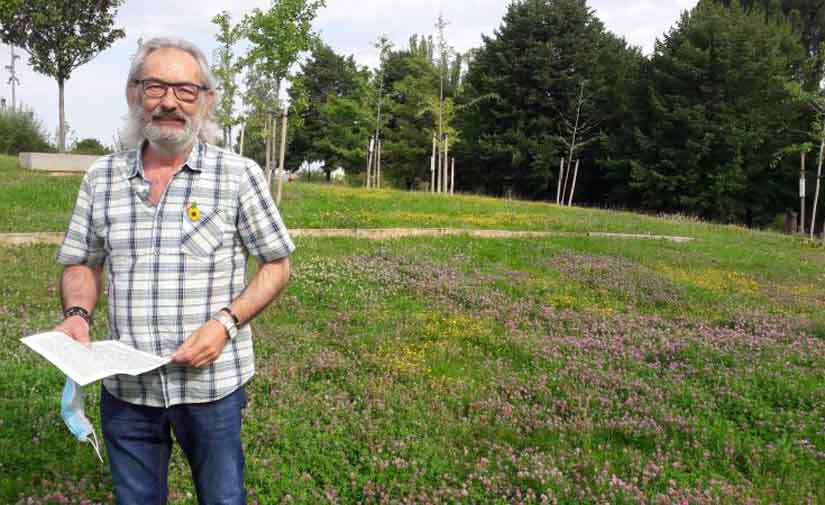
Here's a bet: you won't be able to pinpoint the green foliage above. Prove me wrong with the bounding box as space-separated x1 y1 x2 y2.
289 43 373 178
629 0 805 224
211 11 245 148
70 138 109 155
243 0 326 87
0 107 52 154
458 0 640 199
0 0 126 151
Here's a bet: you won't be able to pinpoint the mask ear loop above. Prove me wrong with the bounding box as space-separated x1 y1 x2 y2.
88 429 104 464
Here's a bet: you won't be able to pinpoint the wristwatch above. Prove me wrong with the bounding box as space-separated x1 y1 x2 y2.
64 306 92 326
213 309 238 340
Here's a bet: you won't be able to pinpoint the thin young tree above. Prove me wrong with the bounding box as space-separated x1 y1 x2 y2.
0 0 126 152
244 0 326 185
558 81 601 205
211 11 244 149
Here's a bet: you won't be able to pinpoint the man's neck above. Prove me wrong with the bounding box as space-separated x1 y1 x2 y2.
142 141 195 172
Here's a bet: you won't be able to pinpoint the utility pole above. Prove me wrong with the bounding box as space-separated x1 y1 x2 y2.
6 45 21 111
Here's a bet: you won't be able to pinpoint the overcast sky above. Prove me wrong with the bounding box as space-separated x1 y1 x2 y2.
1 0 698 146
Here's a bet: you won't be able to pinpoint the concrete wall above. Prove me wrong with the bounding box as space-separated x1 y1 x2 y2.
18 152 101 172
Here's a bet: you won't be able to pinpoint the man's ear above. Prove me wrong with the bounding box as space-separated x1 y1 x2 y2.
126 84 142 109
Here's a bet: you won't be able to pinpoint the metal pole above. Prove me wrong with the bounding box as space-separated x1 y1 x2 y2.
7 45 20 111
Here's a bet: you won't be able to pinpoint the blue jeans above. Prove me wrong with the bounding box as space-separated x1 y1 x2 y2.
101 385 247 505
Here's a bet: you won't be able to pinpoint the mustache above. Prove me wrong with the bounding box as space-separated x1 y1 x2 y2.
151 109 188 123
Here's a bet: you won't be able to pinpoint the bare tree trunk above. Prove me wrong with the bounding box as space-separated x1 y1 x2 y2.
450 157 455 194
265 114 272 186
276 108 288 206
567 159 580 206
443 135 449 194
376 139 382 189
810 138 824 239
800 152 807 234
366 136 374 188
436 137 442 193
556 157 565 204
270 114 279 187
58 79 66 152
239 121 245 156
431 134 437 192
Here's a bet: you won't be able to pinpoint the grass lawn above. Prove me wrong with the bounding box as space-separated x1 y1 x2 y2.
0 154 823 504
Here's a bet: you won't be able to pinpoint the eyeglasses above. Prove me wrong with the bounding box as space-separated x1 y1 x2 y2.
132 79 209 103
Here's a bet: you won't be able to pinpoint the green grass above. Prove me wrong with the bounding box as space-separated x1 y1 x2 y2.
1 155 824 504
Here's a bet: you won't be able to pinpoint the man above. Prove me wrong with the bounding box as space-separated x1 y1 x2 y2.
54 37 294 505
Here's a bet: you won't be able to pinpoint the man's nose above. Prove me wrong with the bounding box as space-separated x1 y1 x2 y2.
159 89 178 110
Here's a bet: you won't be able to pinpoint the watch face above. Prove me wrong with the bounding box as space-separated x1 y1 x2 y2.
217 312 237 339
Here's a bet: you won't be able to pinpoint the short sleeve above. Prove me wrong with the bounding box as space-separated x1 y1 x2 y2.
237 161 295 263
57 174 105 267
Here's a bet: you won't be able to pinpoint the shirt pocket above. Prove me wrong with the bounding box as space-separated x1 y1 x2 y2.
181 206 226 258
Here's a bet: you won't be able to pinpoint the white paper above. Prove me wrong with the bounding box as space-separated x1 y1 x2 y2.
21 331 171 386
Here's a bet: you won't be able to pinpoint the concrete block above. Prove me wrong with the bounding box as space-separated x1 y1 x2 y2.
18 152 102 172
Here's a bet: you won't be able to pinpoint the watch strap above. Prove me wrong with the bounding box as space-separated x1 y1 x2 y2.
63 306 92 326
221 307 240 326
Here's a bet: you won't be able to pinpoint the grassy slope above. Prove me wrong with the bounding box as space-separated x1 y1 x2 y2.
0 154 823 504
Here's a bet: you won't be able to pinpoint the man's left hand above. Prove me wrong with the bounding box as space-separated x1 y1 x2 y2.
171 320 229 368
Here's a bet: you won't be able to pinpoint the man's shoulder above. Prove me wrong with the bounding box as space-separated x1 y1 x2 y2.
83 149 137 181
202 143 258 170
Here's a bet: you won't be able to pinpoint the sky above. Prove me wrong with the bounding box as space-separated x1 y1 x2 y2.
0 0 699 147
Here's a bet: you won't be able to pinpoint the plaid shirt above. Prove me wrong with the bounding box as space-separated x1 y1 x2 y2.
57 142 295 407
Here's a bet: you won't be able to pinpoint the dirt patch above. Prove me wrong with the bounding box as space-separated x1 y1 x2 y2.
0 229 695 246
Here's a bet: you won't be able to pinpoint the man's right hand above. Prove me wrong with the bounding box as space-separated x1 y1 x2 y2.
55 315 91 346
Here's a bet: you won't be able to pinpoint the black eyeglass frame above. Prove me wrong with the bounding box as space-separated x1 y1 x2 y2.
131 78 210 103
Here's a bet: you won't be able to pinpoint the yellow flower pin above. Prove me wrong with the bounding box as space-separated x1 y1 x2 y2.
187 201 201 222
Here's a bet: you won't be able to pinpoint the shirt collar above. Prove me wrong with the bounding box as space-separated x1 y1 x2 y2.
126 140 206 179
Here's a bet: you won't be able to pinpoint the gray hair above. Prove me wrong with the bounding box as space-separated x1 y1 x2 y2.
121 37 218 147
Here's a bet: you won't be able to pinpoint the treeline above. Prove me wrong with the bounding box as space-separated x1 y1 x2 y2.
229 0 825 227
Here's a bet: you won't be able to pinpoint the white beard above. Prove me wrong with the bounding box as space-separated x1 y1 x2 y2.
119 103 216 154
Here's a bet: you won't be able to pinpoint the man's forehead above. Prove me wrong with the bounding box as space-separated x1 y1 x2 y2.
141 47 202 81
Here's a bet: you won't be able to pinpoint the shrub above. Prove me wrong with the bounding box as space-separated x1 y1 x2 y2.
0 106 53 154
71 138 110 155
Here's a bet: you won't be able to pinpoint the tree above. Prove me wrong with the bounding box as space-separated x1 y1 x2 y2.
458 0 634 199
0 0 126 152
212 11 244 148
243 0 326 186
72 137 109 155
629 0 805 224
379 37 441 189
727 0 825 89
288 43 371 179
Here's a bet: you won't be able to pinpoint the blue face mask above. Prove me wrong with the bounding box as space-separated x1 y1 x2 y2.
60 378 103 463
